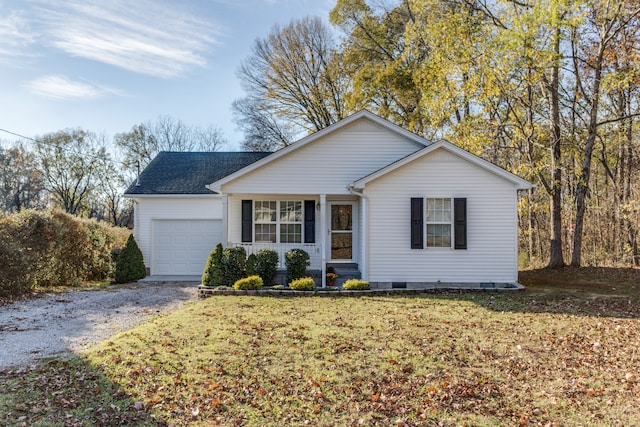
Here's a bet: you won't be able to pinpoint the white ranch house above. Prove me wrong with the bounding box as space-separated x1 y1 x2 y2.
125 110 533 289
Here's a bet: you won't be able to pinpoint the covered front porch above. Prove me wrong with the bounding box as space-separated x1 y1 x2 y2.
222 194 365 286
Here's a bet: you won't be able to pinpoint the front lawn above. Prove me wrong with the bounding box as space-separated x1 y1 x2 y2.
1 268 639 426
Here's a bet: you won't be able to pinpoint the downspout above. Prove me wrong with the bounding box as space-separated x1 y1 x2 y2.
348 185 368 281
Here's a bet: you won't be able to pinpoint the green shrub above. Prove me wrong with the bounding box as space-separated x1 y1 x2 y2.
0 209 122 295
254 249 279 286
221 246 247 286
202 243 224 286
233 275 263 290
246 253 258 276
81 219 115 281
0 225 32 297
285 248 310 283
114 234 146 284
289 276 315 291
342 279 370 290
271 285 285 290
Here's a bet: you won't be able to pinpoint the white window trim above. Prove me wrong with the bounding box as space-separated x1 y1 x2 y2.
425 196 454 249
253 199 304 244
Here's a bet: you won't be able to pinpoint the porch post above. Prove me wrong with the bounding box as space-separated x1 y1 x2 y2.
221 193 229 247
361 195 368 281
320 194 326 288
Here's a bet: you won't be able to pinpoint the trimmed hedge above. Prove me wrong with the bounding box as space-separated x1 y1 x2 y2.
0 209 124 297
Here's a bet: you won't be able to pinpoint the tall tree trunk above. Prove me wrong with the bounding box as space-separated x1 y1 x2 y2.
547 25 564 269
571 41 605 266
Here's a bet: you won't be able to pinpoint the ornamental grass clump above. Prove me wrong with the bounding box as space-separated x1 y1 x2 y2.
342 279 370 290
289 276 315 291
233 275 263 290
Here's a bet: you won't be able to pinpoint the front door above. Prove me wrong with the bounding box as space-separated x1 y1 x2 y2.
329 203 354 261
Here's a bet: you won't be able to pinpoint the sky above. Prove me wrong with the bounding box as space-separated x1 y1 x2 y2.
0 0 335 150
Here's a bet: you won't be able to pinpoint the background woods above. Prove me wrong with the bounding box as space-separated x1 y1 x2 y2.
1 0 639 268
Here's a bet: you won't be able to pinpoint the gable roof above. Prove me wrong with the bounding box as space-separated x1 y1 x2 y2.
124 151 272 195
206 110 429 192
351 140 534 190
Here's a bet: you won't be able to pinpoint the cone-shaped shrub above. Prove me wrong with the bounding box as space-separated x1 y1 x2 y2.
202 243 224 286
115 234 146 283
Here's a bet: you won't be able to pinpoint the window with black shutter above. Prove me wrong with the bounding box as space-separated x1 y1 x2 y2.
410 198 423 249
304 200 315 243
241 200 252 242
454 198 467 249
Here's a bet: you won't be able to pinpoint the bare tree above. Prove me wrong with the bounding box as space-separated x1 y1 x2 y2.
115 115 227 170
233 16 348 150
34 129 107 215
232 97 298 151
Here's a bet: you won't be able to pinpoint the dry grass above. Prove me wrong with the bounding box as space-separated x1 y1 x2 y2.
1 267 639 426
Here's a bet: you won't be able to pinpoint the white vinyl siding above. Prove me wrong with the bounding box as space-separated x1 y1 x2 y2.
365 148 520 283
220 119 422 195
133 196 222 273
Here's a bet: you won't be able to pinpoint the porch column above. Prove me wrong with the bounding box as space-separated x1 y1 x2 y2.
221 193 229 247
320 194 326 288
361 195 368 281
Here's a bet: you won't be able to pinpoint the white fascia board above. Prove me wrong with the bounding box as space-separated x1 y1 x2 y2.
206 110 431 193
352 140 534 190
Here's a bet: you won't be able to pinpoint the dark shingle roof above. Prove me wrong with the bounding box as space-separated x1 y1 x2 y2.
124 151 272 195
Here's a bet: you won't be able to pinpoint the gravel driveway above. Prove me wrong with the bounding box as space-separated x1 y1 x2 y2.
0 283 198 370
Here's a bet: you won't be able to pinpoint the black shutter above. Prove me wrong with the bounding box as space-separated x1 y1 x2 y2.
241 200 252 243
454 198 467 249
410 198 423 249
304 200 315 243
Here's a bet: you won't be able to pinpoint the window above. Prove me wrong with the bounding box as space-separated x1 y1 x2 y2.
254 201 276 242
253 201 303 243
426 198 452 247
410 197 466 250
280 201 302 243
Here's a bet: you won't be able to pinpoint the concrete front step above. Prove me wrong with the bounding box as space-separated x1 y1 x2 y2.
326 263 361 286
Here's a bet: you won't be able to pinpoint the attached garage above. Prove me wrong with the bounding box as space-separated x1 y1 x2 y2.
151 219 222 276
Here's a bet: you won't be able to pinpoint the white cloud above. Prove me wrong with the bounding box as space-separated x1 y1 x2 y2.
26 75 124 100
0 11 36 59
30 0 221 78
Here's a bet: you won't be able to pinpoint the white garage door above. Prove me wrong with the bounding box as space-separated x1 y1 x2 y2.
152 219 222 276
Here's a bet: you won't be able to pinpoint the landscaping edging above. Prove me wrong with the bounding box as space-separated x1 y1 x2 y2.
197 283 525 298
